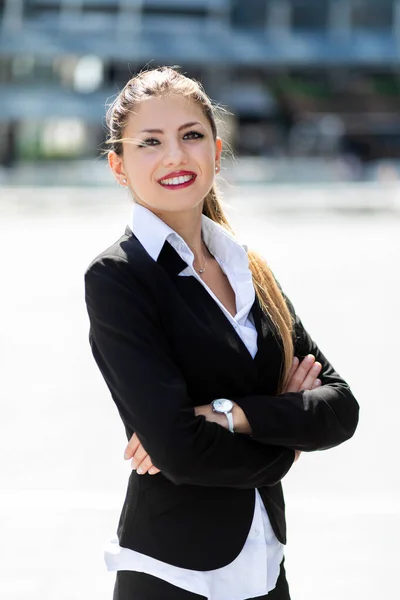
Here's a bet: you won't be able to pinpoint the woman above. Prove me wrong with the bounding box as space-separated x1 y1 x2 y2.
84 66 359 600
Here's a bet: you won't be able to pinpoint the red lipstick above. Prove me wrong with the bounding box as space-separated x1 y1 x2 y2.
158 170 197 190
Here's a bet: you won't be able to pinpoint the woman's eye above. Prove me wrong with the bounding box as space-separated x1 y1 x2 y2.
184 131 204 140
137 132 203 147
138 138 159 148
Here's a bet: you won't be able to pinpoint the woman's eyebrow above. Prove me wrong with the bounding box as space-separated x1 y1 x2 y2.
139 121 202 134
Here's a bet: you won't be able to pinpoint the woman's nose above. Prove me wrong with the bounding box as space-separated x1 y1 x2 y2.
162 141 188 167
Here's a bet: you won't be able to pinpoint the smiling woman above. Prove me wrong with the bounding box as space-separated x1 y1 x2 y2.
104 67 294 384
107 94 221 215
85 66 359 600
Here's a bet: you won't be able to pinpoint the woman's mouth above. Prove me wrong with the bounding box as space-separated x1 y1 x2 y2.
158 174 196 190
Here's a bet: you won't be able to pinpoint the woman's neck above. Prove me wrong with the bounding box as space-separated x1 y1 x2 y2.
156 204 210 265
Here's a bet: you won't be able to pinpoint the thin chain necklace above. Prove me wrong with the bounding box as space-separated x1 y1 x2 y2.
194 255 207 275
193 241 210 276
193 247 228 278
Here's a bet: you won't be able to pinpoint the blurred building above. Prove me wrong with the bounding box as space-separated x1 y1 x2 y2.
1 0 400 166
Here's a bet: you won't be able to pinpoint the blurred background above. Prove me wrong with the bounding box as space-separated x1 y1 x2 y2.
1 2 399 600
2 0 400 183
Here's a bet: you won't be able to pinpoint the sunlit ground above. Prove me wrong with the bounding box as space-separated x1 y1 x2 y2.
1 184 399 600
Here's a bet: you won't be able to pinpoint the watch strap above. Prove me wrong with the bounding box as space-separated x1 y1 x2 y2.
226 411 234 433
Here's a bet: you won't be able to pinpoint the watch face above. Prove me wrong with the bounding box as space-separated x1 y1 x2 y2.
213 399 233 414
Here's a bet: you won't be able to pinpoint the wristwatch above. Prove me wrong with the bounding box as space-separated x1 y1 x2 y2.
211 399 234 433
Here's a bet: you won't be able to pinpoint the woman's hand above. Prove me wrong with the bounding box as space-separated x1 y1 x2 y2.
283 354 322 393
284 354 322 462
124 432 160 475
123 406 243 474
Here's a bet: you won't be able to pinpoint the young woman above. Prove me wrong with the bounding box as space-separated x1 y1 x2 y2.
84 66 359 600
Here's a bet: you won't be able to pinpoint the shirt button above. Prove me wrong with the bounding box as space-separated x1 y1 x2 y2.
253 529 260 537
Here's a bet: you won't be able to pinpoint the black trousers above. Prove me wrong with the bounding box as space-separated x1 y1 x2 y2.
113 557 290 600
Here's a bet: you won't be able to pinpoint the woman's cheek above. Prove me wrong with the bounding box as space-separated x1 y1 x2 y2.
129 154 155 179
142 152 159 172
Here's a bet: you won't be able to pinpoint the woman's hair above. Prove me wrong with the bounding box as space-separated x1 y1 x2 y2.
105 66 294 392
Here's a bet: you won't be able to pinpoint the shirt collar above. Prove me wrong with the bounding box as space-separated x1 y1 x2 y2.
129 202 249 272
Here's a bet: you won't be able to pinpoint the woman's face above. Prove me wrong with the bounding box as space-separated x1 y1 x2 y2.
109 94 222 214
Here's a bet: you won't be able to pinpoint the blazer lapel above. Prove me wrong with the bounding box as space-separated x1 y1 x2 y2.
155 235 260 368
124 225 277 377
156 235 190 277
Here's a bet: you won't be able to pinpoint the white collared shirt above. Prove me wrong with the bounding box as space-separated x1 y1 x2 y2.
104 202 284 600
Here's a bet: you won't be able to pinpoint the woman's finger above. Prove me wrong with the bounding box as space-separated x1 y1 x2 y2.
135 454 159 475
294 450 302 462
282 357 299 393
148 465 161 475
312 378 322 389
286 356 299 386
131 443 149 470
300 361 322 391
284 354 315 393
124 432 141 460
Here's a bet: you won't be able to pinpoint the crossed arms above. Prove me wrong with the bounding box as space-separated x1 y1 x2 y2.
85 257 359 489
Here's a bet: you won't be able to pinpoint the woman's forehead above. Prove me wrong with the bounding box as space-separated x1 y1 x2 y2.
125 95 209 132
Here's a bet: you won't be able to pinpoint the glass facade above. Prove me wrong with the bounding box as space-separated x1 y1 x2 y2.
1 1 400 162
3 1 400 33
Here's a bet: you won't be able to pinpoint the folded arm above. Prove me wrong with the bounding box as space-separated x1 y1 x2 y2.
84 257 295 488
233 295 360 451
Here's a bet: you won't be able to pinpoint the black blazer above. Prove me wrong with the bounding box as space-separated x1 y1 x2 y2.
84 224 359 571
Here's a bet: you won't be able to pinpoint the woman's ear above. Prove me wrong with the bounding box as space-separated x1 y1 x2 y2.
108 151 127 186
215 137 223 163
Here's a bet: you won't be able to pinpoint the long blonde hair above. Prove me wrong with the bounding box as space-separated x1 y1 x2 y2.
105 66 294 392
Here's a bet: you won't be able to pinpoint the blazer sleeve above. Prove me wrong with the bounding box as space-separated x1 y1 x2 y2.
233 293 360 451
84 256 295 489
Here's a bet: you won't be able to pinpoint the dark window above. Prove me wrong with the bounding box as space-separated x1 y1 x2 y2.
352 0 393 29
82 2 120 15
142 0 209 18
292 0 329 31
231 0 268 29
26 0 61 15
